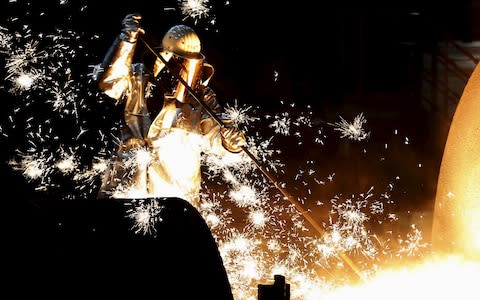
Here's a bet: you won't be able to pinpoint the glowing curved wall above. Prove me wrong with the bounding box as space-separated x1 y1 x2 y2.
432 63 480 260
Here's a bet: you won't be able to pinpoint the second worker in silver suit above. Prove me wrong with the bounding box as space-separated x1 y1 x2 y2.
95 13 246 205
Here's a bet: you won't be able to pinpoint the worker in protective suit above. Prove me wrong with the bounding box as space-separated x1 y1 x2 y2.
95 13 246 205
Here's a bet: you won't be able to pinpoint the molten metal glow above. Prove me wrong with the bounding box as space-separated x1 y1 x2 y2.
474 227 480 250
322 257 480 300
433 63 480 259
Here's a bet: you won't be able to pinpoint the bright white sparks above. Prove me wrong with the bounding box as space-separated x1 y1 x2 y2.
126 200 164 235
248 209 268 229
179 0 211 21
223 101 259 128
397 224 428 257
331 113 370 141
1 10 440 300
0 26 13 52
56 154 77 174
73 157 109 187
229 184 260 208
269 112 291 135
15 73 36 90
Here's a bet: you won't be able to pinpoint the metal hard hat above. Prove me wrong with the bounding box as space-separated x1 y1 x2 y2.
161 25 203 59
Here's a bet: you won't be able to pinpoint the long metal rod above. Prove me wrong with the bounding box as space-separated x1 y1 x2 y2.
140 37 363 279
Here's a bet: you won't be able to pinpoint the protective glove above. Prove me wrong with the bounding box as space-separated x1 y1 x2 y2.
119 13 145 43
220 127 246 153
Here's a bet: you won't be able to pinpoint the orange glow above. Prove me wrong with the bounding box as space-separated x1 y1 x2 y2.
473 218 480 251
432 63 480 260
320 257 480 300
317 60 480 300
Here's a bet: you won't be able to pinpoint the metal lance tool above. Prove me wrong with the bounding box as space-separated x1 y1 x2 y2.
140 37 364 280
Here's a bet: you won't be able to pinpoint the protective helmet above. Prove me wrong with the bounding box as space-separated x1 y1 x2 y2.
161 25 203 59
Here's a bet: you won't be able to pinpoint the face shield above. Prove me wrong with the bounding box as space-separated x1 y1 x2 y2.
152 25 214 103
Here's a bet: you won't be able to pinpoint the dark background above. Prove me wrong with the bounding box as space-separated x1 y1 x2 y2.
2 0 477 206
1 0 478 292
